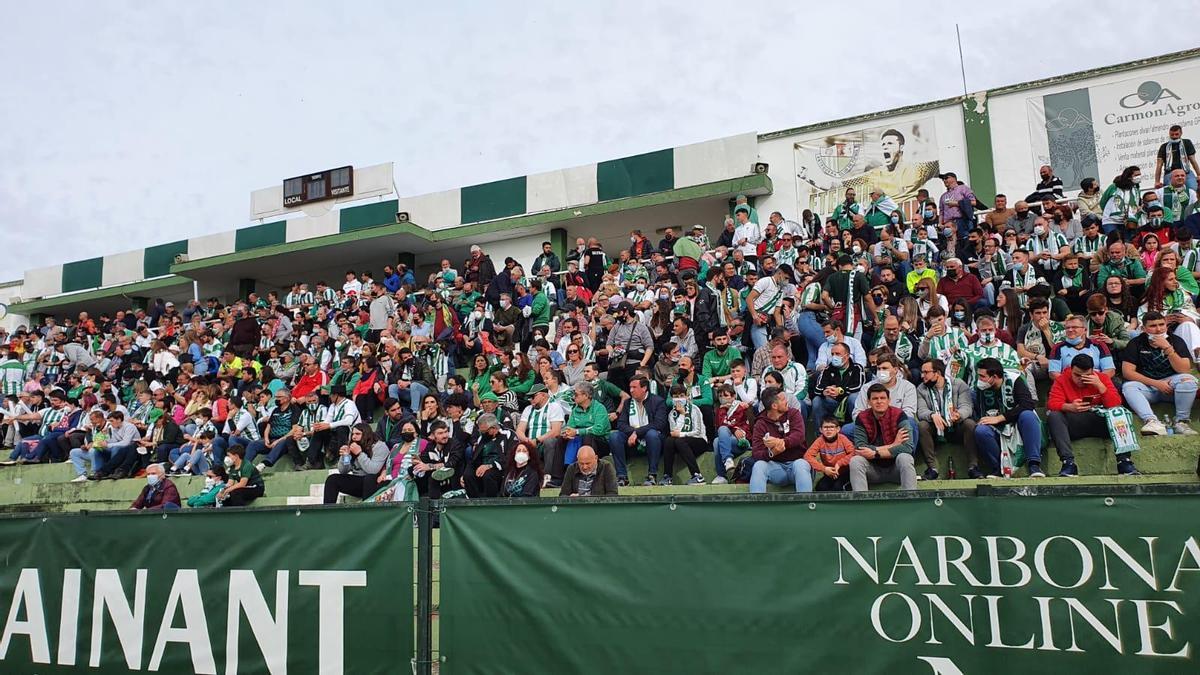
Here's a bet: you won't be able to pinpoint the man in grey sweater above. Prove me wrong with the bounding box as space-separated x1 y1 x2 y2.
915 358 975 481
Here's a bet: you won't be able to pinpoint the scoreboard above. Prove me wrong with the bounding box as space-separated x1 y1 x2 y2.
282 166 354 207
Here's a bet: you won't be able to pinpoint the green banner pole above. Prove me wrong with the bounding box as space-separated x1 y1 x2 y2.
414 498 435 675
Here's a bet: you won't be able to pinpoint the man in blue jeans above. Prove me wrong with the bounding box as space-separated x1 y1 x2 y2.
849 384 918 491
972 357 1044 478
608 376 667 488
1120 311 1199 437
749 387 811 493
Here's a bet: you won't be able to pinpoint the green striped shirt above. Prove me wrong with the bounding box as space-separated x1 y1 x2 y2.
521 403 563 440
1 359 25 396
956 342 1021 386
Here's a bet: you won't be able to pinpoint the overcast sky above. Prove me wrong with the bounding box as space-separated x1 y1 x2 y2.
1 0 1195 276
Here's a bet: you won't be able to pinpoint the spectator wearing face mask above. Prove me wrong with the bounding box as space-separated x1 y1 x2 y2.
936 258 983 310
129 463 180 510
186 466 228 508
1006 201 1037 242
844 354 917 439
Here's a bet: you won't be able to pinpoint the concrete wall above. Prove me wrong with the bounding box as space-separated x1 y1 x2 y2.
0 283 30 332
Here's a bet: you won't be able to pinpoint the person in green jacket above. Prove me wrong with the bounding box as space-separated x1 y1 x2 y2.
506 354 537 398
186 466 227 508
563 382 612 449
701 328 740 383
529 280 552 334
467 353 497 403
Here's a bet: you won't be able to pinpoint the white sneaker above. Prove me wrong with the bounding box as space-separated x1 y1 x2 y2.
724 458 735 474
70 474 87 483
1174 422 1199 436
1140 419 1168 436
711 476 728 485
255 462 267 472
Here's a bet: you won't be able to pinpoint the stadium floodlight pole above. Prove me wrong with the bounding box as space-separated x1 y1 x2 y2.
956 23 968 96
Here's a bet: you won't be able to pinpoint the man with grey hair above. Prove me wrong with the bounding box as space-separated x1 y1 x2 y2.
935 256 983 309
491 292 521 349
464 413 515 498
563 381 612 456
129 463 181 510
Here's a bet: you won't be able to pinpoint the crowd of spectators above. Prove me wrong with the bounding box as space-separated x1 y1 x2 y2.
1 125 1199 504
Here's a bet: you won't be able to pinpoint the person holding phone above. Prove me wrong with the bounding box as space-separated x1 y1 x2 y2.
1046 354 1126 477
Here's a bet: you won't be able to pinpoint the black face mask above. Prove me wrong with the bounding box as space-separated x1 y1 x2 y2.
1016 210 1029 217
400 431 416 442
677 368 690 378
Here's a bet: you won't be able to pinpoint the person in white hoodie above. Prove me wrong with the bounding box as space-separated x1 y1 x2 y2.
663 384 707 486
844 353 919 445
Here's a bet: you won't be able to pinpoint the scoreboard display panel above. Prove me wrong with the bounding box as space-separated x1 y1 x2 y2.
283 166 354 207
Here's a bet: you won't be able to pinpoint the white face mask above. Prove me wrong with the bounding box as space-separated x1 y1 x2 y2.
499 301 510 309
223 457 234 468
852 245 863 254
511 359 521 368
514 451 529 466
204 477 217 489
1033 226 1045 236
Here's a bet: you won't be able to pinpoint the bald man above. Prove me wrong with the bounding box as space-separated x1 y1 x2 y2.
559 446 619 497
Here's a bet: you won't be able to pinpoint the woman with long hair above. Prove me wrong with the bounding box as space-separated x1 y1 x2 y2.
1140 233 1162 270
1102 276 1138 325
505 352 536 399
322 422 389 504
1152 249 1200 297
995 288 1022 339
947 299 974 336
500 441 543 498
1140 270 1200 358
913 277 947 318
466 353 495 401
416 393 445 437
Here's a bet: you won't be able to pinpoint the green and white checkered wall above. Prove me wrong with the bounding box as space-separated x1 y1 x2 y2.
19 132 758 300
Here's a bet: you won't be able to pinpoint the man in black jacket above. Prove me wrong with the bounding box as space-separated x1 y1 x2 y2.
411 420 465 499
463 413 516 498
560 446 619 496
693 267 722 356
812 342 866 429
607 376 668 487
389 347 435 414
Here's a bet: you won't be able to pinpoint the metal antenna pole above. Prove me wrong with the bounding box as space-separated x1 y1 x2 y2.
956 23 969 96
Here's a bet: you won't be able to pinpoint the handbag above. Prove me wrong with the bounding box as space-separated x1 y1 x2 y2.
609 323 637 370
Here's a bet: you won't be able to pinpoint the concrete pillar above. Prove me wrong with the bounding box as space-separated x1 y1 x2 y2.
550 228 568 269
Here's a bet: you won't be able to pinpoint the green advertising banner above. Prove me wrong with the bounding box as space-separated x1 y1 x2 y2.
440 496 1200 674
0 505 413 674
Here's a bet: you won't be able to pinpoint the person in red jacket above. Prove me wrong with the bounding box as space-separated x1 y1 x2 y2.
1046 352 1129 477
130 463 181 510
712 384 752 484
749 387 811 493
936 258 984 309
291 356 329 401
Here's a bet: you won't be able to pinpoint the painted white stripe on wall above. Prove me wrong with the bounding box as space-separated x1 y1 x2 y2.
397 188 462 232
286 210 339 243
673 132 759 189
23 264 63 299
527 164 599 214
101 250 145 287
187 231 237 260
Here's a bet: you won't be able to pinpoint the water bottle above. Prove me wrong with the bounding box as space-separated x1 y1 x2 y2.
947 456 957 480
339 453 353 473
999 447 1014 479
1165 414 1175 435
